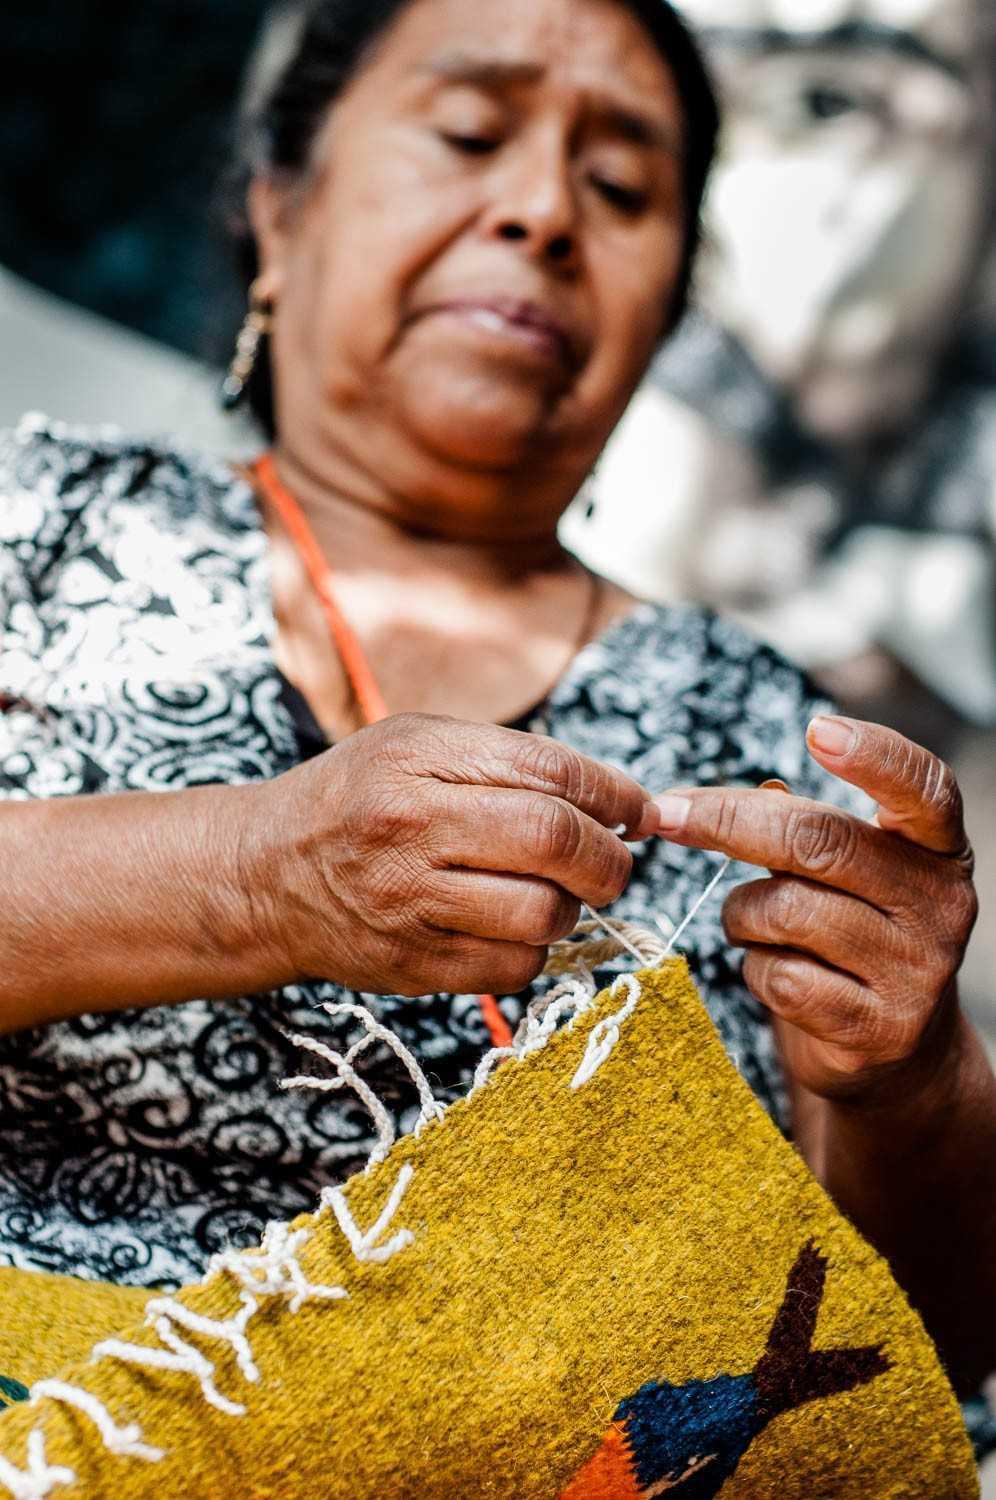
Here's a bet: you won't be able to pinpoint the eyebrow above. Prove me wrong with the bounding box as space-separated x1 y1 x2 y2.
700 20 967 82
417 51 682 154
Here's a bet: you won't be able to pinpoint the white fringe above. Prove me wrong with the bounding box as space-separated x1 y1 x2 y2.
0 870 731 1496
0 1430 75 1500
282 1030 399 1166
469 973 598 1095
12 1146 414 1493
570 974 642 1090
321 1004 445 1138
322 1162 416 1266
94 1294 260 1418
207 1220 349 1316
29 1382 162 1464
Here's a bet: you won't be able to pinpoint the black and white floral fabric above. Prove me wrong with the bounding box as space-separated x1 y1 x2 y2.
0 413 866 1292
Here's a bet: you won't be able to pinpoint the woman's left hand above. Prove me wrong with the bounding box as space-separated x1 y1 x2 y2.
653 716 979 1103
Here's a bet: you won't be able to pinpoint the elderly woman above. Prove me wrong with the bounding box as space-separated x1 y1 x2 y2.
0 0 993 1409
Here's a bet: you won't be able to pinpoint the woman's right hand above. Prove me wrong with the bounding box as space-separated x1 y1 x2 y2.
251 713 657 997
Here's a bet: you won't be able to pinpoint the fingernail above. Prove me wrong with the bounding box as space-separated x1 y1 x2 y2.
808 716 857 757
653 793 693 832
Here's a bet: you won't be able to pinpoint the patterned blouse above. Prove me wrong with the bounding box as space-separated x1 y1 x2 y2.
5 415 993 1461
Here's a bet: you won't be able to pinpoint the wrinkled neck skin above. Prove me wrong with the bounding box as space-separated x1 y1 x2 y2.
268 415 598 591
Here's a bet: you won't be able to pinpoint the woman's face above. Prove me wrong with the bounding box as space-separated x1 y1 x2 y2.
252 0 687 536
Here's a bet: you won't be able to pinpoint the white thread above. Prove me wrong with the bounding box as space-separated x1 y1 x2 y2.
282 1032 398 1166
321 1004 445 1135
471 1045 515 1093
91 1215 360 1422
0 1429 75 1500
470 972 599 1093
323 1163 416 1266
94 1320 246 1420
658 857 733 957
570 973 642 1090
581 904 657 965
207 1220 348 1316
149 1293 259 1387
29 1382 162 1464
322 1029 378 1079
281 1005 444 1164
522 977 596 1050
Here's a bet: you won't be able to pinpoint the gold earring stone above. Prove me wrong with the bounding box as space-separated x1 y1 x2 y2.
220 280 274 410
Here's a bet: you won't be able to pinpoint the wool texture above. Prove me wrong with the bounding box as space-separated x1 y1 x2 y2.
0 961 977 1497
0 1270 147 1393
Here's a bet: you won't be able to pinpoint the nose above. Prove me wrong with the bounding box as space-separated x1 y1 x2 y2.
482 131 580 272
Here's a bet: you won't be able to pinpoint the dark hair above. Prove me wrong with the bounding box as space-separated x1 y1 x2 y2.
230 0 719 434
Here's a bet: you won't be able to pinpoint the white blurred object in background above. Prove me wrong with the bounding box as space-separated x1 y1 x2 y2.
563 0 996 723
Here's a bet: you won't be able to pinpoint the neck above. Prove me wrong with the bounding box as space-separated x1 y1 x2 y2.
269 442 575 585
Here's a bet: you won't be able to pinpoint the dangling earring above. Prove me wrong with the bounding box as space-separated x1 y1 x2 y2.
220 279 274 410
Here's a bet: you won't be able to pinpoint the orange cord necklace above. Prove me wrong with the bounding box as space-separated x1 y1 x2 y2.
250 451 514 1050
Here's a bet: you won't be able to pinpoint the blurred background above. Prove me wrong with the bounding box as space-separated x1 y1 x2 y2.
1 0 994 1458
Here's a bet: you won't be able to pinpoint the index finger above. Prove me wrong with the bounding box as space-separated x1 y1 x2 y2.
393 715 658 840
806 715 970 859
652 785 934 906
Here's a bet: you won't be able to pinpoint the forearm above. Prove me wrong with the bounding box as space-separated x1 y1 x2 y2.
1 783 290 1032
787 1008 996 1393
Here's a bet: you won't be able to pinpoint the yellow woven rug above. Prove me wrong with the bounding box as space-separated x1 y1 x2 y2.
0 961 977 1497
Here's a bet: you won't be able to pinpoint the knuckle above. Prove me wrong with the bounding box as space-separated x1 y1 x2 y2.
856 1001 922 1064
786 808 856 880
374 712 461 777
360 784 431 850
592 837 633 903
516 735 580 799
766 956 816 1011
766 880 819 943
495 945 547 995
743 949 817 1018
924 756 963 825
910 876 978 975
527 796 584 867
370 710 423 761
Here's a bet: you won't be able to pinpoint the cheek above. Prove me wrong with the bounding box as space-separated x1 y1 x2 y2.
287 143 479 381
580 230 683 400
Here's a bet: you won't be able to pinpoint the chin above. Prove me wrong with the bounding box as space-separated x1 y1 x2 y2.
399 379 563 472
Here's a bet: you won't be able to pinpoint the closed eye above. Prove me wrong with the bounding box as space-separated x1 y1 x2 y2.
592 176 648 214
441 132 501 156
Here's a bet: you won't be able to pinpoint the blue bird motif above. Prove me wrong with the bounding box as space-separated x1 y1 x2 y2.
561 1242 889 1499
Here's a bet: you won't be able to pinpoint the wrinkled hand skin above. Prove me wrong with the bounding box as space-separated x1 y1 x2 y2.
655 716 980 1106
255 713 656 999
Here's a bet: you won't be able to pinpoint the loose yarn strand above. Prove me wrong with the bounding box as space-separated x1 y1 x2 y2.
581 904 653 965
658 857 733 957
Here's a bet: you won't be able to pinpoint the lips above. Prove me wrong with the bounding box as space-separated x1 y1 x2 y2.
415 297 584 368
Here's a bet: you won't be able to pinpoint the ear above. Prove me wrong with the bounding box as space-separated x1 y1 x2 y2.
247 174 294 302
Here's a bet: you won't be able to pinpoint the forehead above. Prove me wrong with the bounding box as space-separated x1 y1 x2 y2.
676 0 978 65
357 0 681 110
